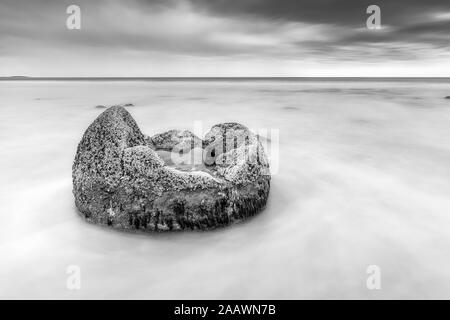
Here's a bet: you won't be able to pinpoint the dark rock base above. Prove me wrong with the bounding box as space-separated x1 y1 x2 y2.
75 176 270 232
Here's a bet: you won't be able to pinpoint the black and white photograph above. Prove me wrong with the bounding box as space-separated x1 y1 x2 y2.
1 0 450 305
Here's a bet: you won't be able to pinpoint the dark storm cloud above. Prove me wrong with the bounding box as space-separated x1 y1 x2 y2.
137 0 450 59
0 0 449 75
185 0 450 48
295 17 450 60
186 0 450 25
1 0 449 54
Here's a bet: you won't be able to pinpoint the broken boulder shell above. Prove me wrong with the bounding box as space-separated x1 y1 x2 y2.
72 106 270 231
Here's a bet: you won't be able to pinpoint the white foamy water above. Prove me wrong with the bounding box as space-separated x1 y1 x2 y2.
1 79 450 299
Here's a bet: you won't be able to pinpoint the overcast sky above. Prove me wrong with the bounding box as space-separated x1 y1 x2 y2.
0 0 449 76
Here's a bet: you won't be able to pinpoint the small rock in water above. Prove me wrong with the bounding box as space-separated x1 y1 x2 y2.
72 106 270 232
95 103 134 109
445 96 450 99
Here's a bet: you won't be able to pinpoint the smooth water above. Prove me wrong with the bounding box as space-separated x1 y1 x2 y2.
1 79 450 299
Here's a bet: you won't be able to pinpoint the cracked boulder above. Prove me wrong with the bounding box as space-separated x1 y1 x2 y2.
72 106 270 232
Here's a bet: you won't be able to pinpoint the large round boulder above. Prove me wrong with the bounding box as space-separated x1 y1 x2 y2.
72 106 270 231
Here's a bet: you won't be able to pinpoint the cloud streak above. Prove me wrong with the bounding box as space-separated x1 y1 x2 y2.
0 0 449 76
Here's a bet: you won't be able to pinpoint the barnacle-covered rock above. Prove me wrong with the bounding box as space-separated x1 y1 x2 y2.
72 106 270 232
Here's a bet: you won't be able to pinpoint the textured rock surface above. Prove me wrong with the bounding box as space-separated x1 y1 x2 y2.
151 129 202 151
72 106 270 232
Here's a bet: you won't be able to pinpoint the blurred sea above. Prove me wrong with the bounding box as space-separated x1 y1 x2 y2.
1 78 450 299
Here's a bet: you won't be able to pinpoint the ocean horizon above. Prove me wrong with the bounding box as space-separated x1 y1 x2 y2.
2 76 450 82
